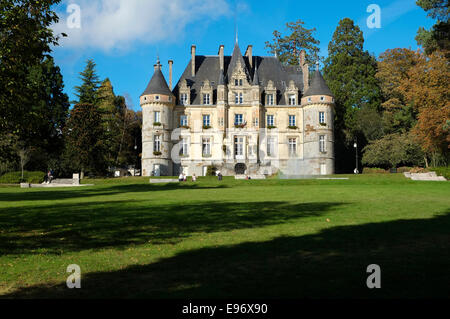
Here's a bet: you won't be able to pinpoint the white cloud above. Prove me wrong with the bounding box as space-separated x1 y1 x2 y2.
52 0 231 51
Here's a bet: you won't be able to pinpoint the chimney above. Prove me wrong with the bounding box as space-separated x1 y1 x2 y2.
168 60 173 90
218 45 224 70
300 50 309 91
245 45 253 69
191 45 196 77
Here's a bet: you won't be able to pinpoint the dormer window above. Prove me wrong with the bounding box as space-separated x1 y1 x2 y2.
180 93 188 105
203 93 211 105
234 93 243 104
288 95 296 106
267 94 274 106
234 79 243 86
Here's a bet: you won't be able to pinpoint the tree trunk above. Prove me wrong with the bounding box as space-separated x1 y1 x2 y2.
424 156 429 168
80 171 84 180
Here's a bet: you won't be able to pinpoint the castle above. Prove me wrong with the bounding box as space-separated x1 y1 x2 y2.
140 42 335 177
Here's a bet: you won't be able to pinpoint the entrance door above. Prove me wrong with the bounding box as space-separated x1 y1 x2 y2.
320 164 327 175
154 164 161 177
235 163 247 175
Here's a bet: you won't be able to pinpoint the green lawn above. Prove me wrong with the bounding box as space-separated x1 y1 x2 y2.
0 175 449 298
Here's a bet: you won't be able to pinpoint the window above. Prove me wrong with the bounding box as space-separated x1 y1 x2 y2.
180 93 188 105
154 111 161 123
320 96 325 101
253 117 259 127
219 117 224 126
180 115 188 127
319 135 326 153
155 95 160 101
307 97 312 103
203 93 211 105
235 114 243 125
235 93 243 104
267 94 274 106
289 95 296 105
289 115 296 127
239 79 243 86
235 137 244 156
154 135 161 152
235 79 239 86
267 137 275 157
319 112 325 124
202 137 211 156
203 115 211 127
267 115 274 127
288 138 297 156
180 138 189 156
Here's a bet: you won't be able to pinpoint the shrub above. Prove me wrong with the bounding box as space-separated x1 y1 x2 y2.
0 171 44 184
206 165 217 176
153 122 162 126
362 167 388 174
397 167 414 173
429 167 450 179
153 151 162 156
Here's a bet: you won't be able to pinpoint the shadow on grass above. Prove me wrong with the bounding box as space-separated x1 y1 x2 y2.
0 183 230 202
0 200 343 255
4 210 449 299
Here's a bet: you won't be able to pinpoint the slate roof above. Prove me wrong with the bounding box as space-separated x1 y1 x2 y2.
141 63 173 96
303 70 333 97
172 44 312 105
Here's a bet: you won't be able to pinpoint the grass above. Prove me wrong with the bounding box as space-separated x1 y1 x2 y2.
0 174 449 299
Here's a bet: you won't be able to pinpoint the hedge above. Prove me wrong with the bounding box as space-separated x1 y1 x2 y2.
0 171 45 184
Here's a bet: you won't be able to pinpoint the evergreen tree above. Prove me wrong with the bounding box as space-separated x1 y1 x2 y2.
265 19 321 67
323 18 382 172
415 0 449 55
63 103 106 177
74 59 101 105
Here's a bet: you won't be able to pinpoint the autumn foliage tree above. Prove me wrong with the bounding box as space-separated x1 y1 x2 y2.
399 50 450 166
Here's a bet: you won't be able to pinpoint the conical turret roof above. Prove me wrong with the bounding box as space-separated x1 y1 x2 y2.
304 70 333 97
141 62 172 96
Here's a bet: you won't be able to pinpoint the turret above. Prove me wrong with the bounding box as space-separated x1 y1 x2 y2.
301 67 335 175
140 58 175 176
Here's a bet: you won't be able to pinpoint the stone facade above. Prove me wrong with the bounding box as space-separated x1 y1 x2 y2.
141 43 335 177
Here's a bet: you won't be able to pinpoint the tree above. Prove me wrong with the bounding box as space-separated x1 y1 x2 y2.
63 104 106 177
399 50 450 165
362 133 424 168
265 19 321 66
0 0 64 137
415 0 449 54
323 18 382 172
376 48 421 134
74 59 101 105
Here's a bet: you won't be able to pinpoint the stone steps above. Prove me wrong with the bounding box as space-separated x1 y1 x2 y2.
404 172 447 181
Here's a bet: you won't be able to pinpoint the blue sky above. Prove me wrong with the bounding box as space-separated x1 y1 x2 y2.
51 0 434 110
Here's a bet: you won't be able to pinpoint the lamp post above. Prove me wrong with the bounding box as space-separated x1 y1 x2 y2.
354 140 359 174
134 139 138 176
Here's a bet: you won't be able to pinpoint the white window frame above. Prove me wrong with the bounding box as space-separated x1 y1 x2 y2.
267 115 274 127
154 111 161 123
239 92 243 104
267 137 275 157
180 93 188 105
288 138 297 156
288 95 296 106
234 136 244 157
203 114 211 127
202 137 211 156
235 114 244 125
154 135 161 152
319 112 325 124
180 115 188 127
319 135 326 153
203 93 211 105
253 117 259 127
289 115 296 127
267 94 274 106
180 137 189 156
